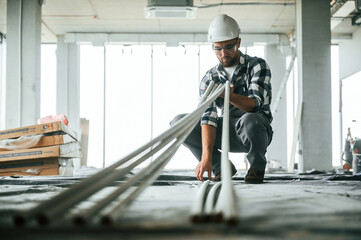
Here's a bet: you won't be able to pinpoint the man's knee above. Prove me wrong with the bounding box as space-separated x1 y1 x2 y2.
170 113 187 127
237 113 264 133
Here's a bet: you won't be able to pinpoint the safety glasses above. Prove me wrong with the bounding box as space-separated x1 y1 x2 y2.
212 39 238 52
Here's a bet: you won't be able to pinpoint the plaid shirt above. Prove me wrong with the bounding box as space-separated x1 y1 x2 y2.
200 51 272 127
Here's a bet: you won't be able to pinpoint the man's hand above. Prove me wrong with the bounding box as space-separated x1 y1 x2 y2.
219 84 234 98
195 159 212 182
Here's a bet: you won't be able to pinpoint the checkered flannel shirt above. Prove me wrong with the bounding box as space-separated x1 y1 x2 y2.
200 51 272 127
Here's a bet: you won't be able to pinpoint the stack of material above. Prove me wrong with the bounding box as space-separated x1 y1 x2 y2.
0 122 80 176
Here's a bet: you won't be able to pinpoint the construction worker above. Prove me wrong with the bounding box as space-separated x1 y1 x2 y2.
171 14 273 183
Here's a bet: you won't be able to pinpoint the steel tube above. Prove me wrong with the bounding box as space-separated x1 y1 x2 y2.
44 106 203 226
107 82 223 223
74 115 201 224
35 134 179 226
189 180 210 223
100 118 198 225
204 181 222 218
14 81 224 227
214 81 238 224
198 80 215 105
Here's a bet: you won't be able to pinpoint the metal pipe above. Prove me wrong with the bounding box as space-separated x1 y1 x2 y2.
100 118 199 225
189 180 210 223
198 81 215 105
73 114 202 225
42 108 204 226
203 181 222 219
14 82 224 227
214 81 238 225
100 141 182 226
98 84 224 225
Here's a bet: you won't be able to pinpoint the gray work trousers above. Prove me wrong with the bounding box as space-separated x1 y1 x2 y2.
170 112 273 176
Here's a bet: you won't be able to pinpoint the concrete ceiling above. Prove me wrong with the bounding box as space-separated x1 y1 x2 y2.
0 0 359 43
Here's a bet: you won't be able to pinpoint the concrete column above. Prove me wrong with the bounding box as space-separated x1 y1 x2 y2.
56 36 80 139
6 0 41 128
296 0 332 172
265 45 287 169
67 43 80 138
56 35 68 115
5 0 21 129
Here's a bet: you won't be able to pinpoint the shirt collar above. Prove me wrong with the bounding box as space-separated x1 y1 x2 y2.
216 51 245 82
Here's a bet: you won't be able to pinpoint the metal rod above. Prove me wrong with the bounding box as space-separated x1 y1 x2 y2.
198 81 215 105
100 140 182 225
204 181 222 218
14 82 224 227
43 109 203 226
214 80 238 224
71 134 179 225
100 118 199 225
73 112 202 224
98 84 225 225
190 180 210 223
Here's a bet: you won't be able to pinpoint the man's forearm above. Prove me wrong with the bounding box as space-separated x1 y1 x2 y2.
229 93 256 112
201 124 216 159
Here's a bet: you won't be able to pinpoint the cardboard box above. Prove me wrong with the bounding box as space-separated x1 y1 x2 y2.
0 158 60 176
0 167 59 176
0 121 77 140
0 158 59 172
0 134 76 152
0 142 81 162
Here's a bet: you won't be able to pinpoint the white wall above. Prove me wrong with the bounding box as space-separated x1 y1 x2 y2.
339 28 361 80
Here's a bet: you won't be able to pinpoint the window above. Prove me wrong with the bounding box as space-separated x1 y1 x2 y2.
40 44 57 118
80 45 105 168
104 45 152 167
78 44 266 170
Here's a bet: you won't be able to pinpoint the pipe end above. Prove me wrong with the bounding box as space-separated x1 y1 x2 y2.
73 216 86 227
101 216 113 226
36 213 49 226
227 217 238 226
190 215 203 223
13 215 26 227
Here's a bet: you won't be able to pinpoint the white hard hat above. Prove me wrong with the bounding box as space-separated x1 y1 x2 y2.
208 14 241 42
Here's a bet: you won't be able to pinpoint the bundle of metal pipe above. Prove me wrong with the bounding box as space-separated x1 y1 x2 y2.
190 80 238 225
13 80 225 227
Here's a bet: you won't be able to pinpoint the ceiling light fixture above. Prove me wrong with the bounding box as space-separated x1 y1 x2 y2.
331 0 356 30
144 0 197 19
332 0 355 18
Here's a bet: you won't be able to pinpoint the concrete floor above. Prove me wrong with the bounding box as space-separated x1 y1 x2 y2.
0 169 360 239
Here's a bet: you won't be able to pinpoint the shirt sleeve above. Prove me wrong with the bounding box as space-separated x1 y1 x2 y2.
199 74 218 128
248 58 272 112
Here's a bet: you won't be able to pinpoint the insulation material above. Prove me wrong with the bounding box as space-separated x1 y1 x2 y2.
0 134 42 151
0 134 76 152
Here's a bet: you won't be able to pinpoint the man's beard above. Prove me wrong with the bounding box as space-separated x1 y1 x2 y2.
218 52 239 67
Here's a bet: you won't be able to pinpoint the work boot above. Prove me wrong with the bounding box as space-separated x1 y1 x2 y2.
343 163 352 171
245 167 265 184
213 165 237 181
